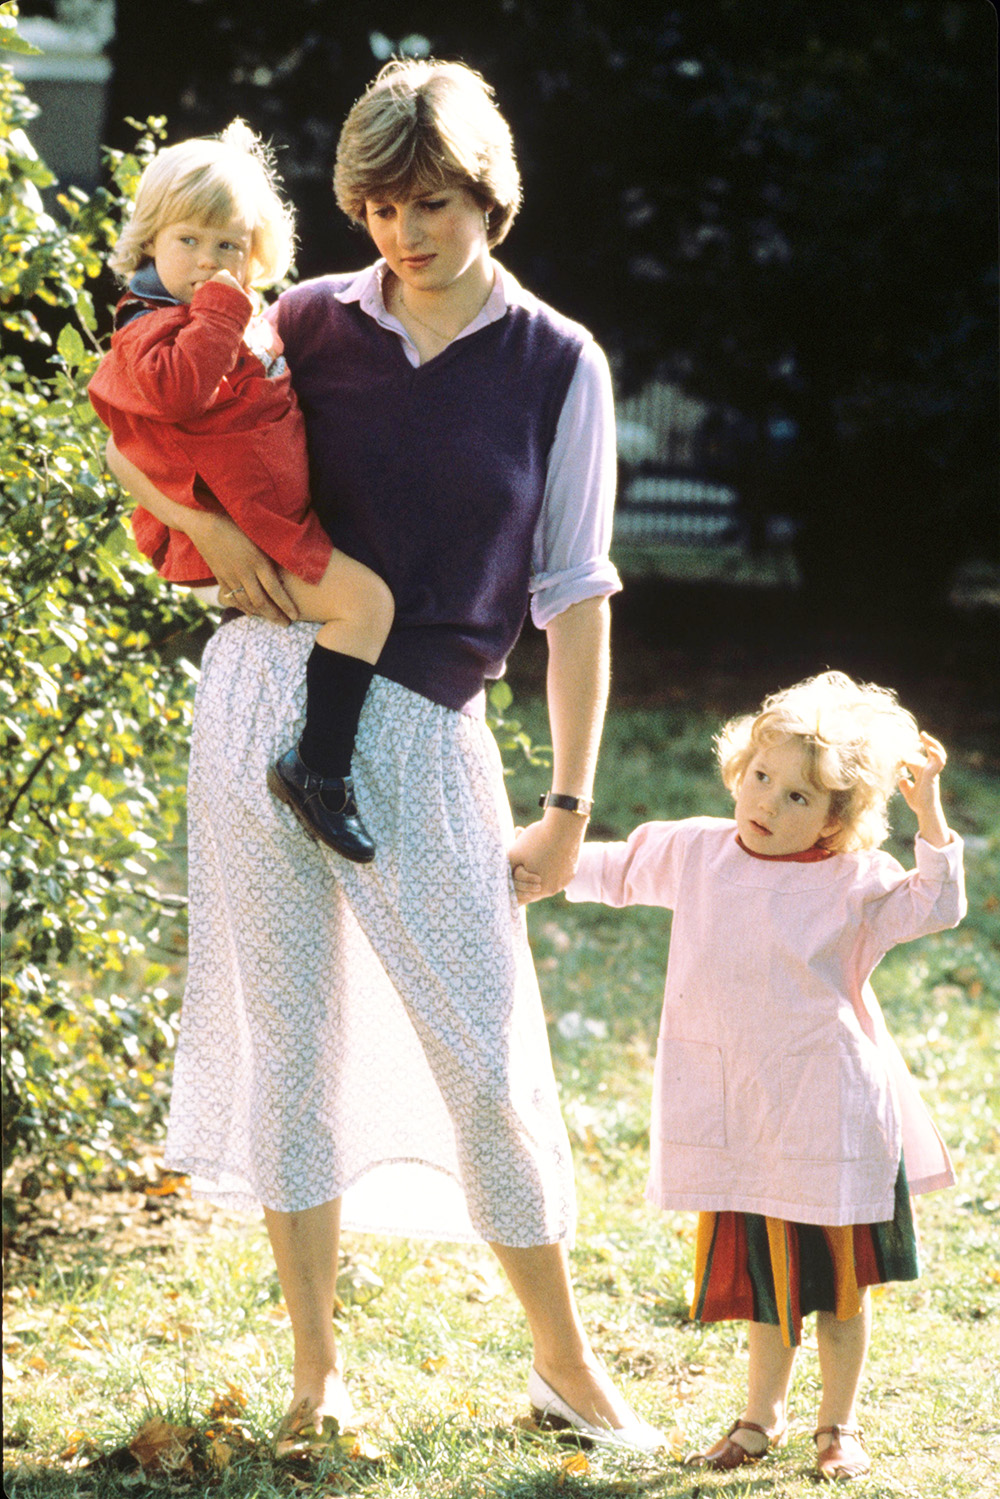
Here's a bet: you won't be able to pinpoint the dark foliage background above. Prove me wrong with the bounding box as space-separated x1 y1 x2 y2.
3 3 997 1205
93 0 999 621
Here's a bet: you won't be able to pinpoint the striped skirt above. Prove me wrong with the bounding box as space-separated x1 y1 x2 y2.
690 1161 919 1346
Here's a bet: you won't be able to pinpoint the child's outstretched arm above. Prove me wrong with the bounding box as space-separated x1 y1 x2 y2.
898 732 953 848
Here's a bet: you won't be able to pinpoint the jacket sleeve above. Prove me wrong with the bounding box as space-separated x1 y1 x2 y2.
113 281 254 421
855 835 966 972
565 820 696 910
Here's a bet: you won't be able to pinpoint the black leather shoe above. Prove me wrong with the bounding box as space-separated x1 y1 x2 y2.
267 747 375 863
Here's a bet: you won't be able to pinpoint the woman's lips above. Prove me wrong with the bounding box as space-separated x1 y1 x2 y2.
402 254 434 268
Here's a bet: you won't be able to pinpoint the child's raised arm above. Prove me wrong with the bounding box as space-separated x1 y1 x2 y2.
897 731 953 848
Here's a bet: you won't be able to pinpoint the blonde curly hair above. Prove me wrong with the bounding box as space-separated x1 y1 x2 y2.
109 120 296 288
715 671 924 852
334 58 522 247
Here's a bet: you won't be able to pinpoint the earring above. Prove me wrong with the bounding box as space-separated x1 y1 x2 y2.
484 209 490 231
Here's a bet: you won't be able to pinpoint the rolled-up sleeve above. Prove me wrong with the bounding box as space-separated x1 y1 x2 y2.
529 338 622 628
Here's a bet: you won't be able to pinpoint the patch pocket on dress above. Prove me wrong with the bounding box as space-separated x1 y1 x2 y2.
657 1039 726 1149
779 1049 865 1161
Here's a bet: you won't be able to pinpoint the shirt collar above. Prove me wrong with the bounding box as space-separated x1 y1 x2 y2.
128 262 178 304
334 259 525 349
735 833 835 863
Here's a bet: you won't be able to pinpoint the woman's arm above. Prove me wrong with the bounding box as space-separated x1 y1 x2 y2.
105 438 298 623
508 593 611 902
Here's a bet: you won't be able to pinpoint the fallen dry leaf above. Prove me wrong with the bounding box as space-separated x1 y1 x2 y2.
128 1415 197 1474
206 1434 232 1472
557 1450 591 1482
206 1380 248 1419
58 1431 98 1462
144 1174 190 1198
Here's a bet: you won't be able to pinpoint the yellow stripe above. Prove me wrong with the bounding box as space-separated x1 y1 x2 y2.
691 1212 715 1316
765 1217 794 1347
825 1225 862 1321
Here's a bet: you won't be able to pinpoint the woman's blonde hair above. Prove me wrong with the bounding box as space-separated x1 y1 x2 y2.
715 670 924 852
110 120 296 287
334 58 522 247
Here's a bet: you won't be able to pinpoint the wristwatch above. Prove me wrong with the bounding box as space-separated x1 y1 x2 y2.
539 791 593 817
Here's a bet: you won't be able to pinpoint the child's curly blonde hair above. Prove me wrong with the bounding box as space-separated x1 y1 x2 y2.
110 120 296 288
715 670 924 852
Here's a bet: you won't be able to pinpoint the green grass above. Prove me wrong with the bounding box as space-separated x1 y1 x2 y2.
4 701 999 1497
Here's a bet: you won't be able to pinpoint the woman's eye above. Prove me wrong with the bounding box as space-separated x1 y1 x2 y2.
372 206 393 220
790 792 807 805
421 199 448 212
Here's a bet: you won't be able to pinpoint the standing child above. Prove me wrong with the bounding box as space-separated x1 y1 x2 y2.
517 671 965 1481
89 122 393 862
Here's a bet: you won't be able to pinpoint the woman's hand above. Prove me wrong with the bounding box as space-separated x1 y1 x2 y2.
508 810 588 905
898 731 952 848
185 509 299 624
105 437 298 625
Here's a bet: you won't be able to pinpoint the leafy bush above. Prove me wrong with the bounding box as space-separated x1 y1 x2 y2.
0 5 547 1210
1 6 205 1203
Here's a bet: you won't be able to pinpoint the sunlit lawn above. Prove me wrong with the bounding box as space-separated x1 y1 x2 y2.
4 698 998 1497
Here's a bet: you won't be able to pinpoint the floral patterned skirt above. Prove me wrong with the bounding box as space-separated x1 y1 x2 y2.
690 1160 919 1346
164 616 576 1247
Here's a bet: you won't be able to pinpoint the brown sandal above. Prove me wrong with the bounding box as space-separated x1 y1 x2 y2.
814 1425 870 1481
685 1419 788 1470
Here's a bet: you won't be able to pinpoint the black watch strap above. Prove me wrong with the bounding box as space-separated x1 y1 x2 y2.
539 791 593 817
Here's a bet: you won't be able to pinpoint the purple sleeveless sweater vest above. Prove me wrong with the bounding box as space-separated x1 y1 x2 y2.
275 274 587 713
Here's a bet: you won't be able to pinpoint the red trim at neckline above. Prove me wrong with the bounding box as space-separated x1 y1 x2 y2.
735 834 835 863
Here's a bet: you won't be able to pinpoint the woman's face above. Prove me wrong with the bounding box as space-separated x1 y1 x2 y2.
364 185 491 296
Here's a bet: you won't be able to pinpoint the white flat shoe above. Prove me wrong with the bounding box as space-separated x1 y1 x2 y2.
527 1368 666 1454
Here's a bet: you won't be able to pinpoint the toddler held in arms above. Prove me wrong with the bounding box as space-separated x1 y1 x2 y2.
516 671 965 1481
90 121 393 862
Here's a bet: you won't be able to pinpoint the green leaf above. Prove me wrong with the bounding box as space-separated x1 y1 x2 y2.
0 8 42 56
489 679 514 713
56 323 86 369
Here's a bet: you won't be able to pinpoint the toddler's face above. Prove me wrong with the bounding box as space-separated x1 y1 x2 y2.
147 216 251 303
735 737 840 857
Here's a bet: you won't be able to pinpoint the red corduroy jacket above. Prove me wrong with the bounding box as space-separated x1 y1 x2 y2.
89 277 331 585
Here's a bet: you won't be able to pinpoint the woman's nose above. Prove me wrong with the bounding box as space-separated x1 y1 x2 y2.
397 208 422 248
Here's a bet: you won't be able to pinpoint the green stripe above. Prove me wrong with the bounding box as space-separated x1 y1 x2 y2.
692 1214 721 1321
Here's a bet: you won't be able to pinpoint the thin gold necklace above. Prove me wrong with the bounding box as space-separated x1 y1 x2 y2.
397 288 455 343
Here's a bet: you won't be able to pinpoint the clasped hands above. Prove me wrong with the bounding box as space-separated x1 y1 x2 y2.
509 810 587 906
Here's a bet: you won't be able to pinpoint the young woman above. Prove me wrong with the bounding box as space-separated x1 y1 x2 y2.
107 59 663 1453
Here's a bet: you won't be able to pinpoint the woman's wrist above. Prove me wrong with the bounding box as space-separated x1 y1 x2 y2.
538 791 593 818
538 805 589 842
